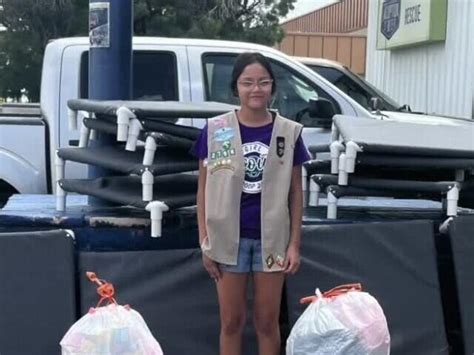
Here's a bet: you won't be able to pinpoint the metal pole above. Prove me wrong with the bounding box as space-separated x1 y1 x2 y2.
88 0 133 204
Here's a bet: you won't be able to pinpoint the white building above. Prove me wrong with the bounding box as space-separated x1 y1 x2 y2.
366 0 474 119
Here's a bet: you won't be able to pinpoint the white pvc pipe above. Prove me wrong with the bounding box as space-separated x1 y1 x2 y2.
327 191 338 219
142 170 154 201
447 186 459 216
309 180 320 207
330 123 339 142
125 118 143 151
143 136 157 166
56 184 66 212
345 141 362 173
79 117 90 148
68 108 78 131
302 166 308 207
146 201 170 237
55 152 66 211
117 106 136 142
338 153 348 185
89 112 97 140
330 141 344 174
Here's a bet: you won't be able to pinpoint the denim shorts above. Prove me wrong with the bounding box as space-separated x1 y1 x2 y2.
220 237 264 273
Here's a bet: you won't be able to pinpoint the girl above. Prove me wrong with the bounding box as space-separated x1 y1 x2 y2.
193 52 310 355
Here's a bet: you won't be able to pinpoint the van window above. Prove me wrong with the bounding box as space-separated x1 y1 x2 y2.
202 54 340 127
80 51 178 101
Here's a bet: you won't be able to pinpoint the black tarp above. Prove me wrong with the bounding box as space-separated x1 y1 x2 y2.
78 249 260 355
58 146 198 176
0 229 76 355
286 220 449 355
446 216 474 354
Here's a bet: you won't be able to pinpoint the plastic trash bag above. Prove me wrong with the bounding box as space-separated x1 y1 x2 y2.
286 283 390 355
60 272 164 355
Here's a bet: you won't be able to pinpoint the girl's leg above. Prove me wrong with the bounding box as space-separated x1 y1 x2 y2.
252 272 285 355
216 271 249 355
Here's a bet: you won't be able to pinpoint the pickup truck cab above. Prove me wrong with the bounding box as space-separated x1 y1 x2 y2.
0 37 375 202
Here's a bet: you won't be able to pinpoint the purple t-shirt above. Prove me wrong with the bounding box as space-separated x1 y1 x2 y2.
192 119 310 239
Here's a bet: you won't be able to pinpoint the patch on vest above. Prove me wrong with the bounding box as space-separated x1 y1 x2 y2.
266 254 275 269
276 136 285 158
210 159 234 174
243 142 268 194
214 127 235 142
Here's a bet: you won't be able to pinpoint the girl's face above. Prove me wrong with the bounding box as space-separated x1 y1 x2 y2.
236 63 273 111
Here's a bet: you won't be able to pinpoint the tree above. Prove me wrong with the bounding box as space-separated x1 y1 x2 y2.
0 0 295 101
0 0 88 101
134 0 296 46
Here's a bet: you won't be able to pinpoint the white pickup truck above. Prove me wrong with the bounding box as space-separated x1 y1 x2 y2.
0 36 439 204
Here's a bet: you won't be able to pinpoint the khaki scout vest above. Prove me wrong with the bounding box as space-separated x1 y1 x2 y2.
201 110 303 272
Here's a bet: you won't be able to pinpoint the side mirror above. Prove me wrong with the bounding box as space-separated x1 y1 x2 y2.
370 97 381 111
307 98 336 128
308 97 337 119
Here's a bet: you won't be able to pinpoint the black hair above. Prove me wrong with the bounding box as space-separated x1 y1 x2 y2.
231 52 276 97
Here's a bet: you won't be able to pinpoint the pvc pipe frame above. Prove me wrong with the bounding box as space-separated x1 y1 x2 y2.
77 111 97 147
79 116 90 148
146 201 169 237
338 153 349 185
68 108 78 131
345 141 362 173
446 186 459 217
330 123 339 142
330 141 344 174
327 191 337 219
117 106 136 142
55 151 66 212
143 136 157 166
309 180 320 207
142 170 154 202
126 118 143 151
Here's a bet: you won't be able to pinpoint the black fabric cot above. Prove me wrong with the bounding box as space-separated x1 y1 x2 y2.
91 114 202 141
356 153 474 170
333 115 474 157
83 117 196 149
305 159 460 181
59 174 198 209
68 99 238 120
58 146 198 176
312 174 465 194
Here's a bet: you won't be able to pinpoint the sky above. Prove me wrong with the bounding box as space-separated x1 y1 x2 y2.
283 0 339 21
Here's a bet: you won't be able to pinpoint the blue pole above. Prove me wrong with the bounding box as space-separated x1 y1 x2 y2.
88 0 133 204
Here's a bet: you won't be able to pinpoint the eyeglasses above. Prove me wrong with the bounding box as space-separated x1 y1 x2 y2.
237 79 273 89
